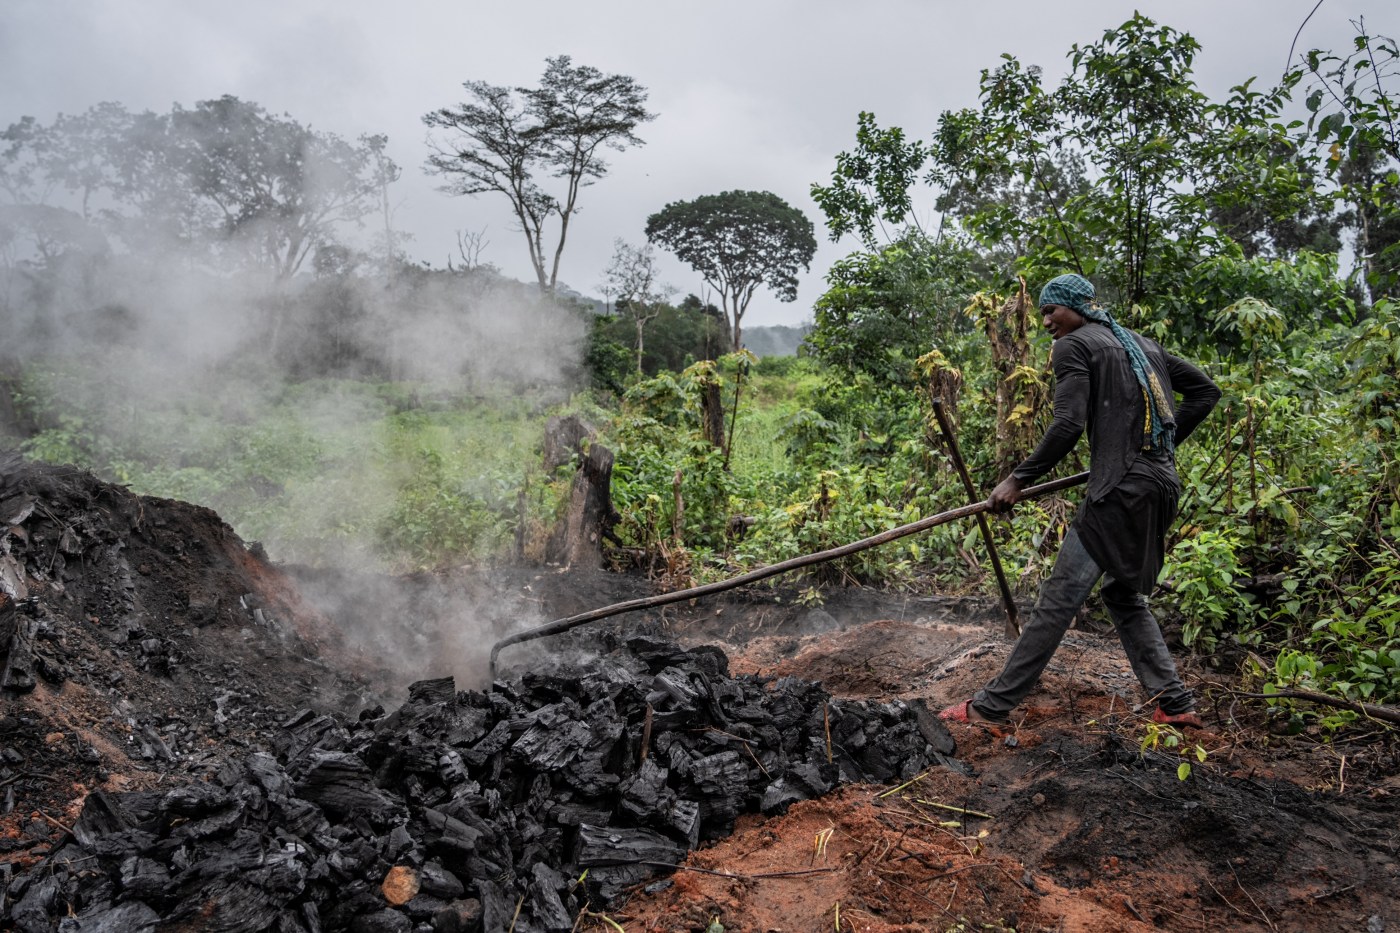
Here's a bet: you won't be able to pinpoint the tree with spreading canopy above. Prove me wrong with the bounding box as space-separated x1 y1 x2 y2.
424 56 654 296
645 190 816 351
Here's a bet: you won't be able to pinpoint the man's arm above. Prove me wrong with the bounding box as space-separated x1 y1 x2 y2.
1166 354 1220 445
990 339 1090 512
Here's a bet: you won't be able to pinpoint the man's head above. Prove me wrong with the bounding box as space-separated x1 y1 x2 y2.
1038 273 1096 340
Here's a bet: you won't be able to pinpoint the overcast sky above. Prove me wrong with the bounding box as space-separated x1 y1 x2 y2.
3 0 1395 327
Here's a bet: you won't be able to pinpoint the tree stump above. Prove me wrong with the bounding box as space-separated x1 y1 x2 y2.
542 415 595 471
547 443 621 568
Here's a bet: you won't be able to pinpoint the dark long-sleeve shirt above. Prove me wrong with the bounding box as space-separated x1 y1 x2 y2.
1011 323 1220 500
1010 322 1221 591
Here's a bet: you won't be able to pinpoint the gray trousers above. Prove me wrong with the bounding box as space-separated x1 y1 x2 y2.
971 526 1194 722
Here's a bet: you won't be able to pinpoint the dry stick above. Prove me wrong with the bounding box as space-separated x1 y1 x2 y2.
1235 689 1400 727
874 872 964 925
1228 863 1277 933
639 704 653 764
641 861 837 881
706 727 770 777
489 472 1090 675
722 361 746 472
932 399 1019 637
824 703 833 764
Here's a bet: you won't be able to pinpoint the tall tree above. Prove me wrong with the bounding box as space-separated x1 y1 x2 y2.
424 56 654 296
602 238 673 372
165 96 384 282
645 190 816 351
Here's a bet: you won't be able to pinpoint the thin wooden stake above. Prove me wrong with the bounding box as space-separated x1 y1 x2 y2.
932 398 1019 637
824 703 833 763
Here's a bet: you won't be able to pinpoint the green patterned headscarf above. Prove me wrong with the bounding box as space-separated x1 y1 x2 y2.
1038 274 1176 454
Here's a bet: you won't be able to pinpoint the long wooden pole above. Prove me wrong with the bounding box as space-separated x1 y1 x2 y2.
931 399 1020 638
488 471 1088 677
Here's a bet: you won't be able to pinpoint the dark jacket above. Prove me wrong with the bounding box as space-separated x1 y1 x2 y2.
1010 323 1220 499
1009 321 1221 591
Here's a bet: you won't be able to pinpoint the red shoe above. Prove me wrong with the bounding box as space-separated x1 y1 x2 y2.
939 699 1000 725
1152 707 1203 729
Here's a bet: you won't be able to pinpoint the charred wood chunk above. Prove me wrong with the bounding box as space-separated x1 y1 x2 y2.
272 795 327 838
429 898 483 933
168 877 284 933
0 494 35 526
662 798 701 849
162 781 235 818
323 887 387 931
421 807 483 857
912 697 957 756
664 740 695 778
407 676 456 706
0 608 38 695
574 823 685 868
418 859 465 899
689 749 750 797
760 761 838 815
527 861 574 931
10 873 60 933
560 747 622 797
623 636 696 672
461 720 510 768
399 742 446 776
71 789 129 847
699 797 741 839
83 827 159 860
172 800 246 841
119 851 170 896
619 757 670 821
585 862 659 907
476 879 517 933
276 709 350 762
648 668 702 710
444 706 490 747
244 751 296 798
64 900 162 933
511 702 591 770
295 751 405 825
549 802 612 828
349 908 411 933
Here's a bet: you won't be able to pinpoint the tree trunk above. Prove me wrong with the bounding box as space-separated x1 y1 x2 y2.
700 382 725 452
547 443 620 568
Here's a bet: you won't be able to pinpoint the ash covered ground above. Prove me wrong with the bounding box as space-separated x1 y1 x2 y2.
0 453 1397 932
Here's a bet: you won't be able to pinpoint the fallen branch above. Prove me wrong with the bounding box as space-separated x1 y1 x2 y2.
1235 689 1400 727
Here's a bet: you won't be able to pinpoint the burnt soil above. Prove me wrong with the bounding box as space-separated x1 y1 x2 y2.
1 453 1397 932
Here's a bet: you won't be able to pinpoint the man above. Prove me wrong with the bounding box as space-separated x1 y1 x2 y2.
941 273 1220 728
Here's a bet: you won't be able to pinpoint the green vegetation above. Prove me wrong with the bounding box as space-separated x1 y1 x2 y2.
4 14 1399 724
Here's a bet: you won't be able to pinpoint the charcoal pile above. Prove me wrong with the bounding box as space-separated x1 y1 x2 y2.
0 453 377 817
6 636 963 932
